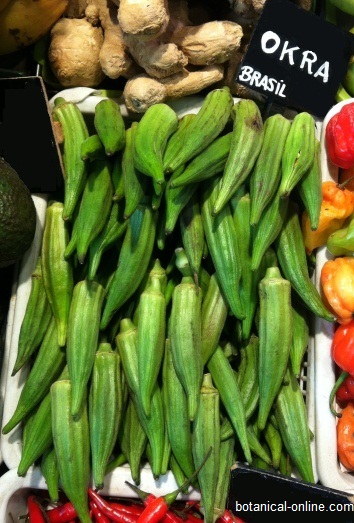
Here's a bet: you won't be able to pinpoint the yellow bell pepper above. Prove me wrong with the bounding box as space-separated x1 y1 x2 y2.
302 180 354 254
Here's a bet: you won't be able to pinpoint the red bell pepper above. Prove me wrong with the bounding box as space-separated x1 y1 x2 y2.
331 320 354 374
325 102 354 170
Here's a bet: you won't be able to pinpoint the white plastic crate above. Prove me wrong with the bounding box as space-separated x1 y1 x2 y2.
0 89 318 485
315 98 354 493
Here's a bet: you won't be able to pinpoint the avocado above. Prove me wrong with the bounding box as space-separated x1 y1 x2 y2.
0 157 36 268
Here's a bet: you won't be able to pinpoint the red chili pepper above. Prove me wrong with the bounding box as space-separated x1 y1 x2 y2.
88 488 139 523
27 495 49 523
125 448 212 523
46 501 78 523
331 320 354 374
108 502 144 517
124 484 185 523
90 500 112 523
218 509 246 523
326 102 354 170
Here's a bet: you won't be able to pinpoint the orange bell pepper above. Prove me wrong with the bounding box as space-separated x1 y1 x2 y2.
320 256 354 325
337 401 354 471
302 180 354 254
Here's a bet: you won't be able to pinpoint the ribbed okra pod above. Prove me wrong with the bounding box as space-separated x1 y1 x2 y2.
192 373 220 523
257 266 293 431
2 317 66 435
133 258 167 325
169 132 233 188
87 200 128 281
212 98 264 216
207 345 252 464
112 151 125 202
115 318 165 479
89 342 123 489
117 397 147 485
17 365 70 477
200 272 229 366
51 379 91 523
123 121 148 220
162 338 195 479
163 113 197 173
279 111 317 199
100 202 157 330
263 418 283 470
94 97 126 156
290 300 310 378
296 138 322 231
179 191 205 287
251 185 289 272
164 166 198 235
249 113 291 226
232 190 255 340
169 275 203 422
201 176 244 321
164 87 234 174
213 436 236 520
75 158 114 264
51 98 90 222
274 202 336 322
274 366 314 483
41 446 60 502
41 201 74 347
136 273 166 417
80 133 106 163
18 395 52 477
134 103 179 186
66 279 106 417
238 334 260 421
12 255 52 375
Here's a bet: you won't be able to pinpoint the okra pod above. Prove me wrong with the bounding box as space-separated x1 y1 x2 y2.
51 379 91 523
66 279 106 417
89 342 123 489
41 201 74 347
274 366 315 483
192 373 220 523
207 346 252 464
257 266 292 431
12 255 52 375
170 275 203 422
136 273 166 417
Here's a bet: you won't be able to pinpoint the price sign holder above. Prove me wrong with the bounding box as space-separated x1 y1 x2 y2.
227 462 354 522
0 75 64 193
236 0 354 117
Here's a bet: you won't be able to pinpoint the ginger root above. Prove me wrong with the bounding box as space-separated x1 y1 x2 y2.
64 0 87 18
48 17 106 87
118 0 170 40
124 33 188 78
170 20 243 66
86 0 136 79
123 64 224 113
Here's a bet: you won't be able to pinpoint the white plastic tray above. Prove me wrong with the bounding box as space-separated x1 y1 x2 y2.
315 97 354 493
0 466 198 522
0 89 318 485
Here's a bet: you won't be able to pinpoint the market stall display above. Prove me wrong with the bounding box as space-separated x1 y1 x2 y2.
1 0 354 520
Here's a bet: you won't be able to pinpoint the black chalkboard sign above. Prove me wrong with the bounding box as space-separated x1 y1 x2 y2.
0 76 64 193
236 0 354 117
